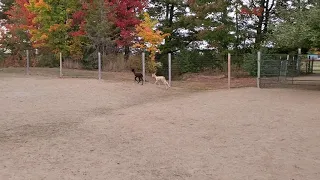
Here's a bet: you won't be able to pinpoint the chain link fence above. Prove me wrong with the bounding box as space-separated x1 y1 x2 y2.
258 52 320 88
1 48 260 89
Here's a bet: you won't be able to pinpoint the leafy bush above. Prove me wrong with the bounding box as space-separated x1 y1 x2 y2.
242 53 257 76
128 54 142 71
176 49 201 73
155 54 169 78
81 53 97 70
175 49 225 74
128 53 157 73
37 53 59 68
103 53 126 71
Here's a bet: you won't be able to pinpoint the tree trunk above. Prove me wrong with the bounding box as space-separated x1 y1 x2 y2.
165 3 170 20
124 46 130 62
263 0 275 35
169 4 174 27
255 0 265 49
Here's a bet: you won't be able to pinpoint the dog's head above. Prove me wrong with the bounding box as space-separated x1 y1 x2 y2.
131 69 135 72
151 73 156 78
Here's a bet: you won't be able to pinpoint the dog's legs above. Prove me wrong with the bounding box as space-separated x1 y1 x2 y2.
163 80 167 89
164 80 170 89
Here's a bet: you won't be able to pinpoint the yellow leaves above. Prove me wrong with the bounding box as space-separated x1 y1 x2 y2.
66 19 73 27
34 0 50 10
69 37 84 60
32 42 45 48
134 12 170 56
40 34 48 40
133 12 170 73
49 24 60 32
27 0 50 12
132 43 144 49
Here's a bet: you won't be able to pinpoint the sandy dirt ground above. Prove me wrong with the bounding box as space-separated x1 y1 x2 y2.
0 74 320 180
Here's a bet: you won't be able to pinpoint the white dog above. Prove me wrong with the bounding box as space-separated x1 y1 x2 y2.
151 73 170 89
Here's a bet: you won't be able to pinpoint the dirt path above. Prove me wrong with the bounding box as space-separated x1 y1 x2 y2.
0 76 320 180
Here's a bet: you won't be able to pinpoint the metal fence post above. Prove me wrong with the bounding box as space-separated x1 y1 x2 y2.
59 52 63 78
98 52 101 80
257 51 261 88
142 51 145 84
26 50 30 75
228 53 231 89
297 48 301 75
285 54 289 77
168 53 172 86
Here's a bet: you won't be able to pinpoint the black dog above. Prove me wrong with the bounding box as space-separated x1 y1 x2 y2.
131 69 144 85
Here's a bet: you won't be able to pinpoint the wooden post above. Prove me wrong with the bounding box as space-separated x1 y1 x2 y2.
168 53 172 86
142 52 145 84
257 51 261 88
228 53 231 89
59 52 62 78
26 50 30 75
98 52 101 80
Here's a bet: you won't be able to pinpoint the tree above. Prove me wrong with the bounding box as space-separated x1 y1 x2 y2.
134 12 169 72
238 0 276 49
0 0 35 61
270 5 320 50
110 0 146 61
0 0 14 21
189 0 235 52
70 0 145 63
147 0 195 54
84 0 119 54
26 0 80 54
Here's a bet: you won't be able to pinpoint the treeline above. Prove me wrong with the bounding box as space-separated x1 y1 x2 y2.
0 0 319 76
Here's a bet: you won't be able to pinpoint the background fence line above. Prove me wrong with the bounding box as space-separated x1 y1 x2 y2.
17 50 239 88
4 49 273 89
258 50 320 88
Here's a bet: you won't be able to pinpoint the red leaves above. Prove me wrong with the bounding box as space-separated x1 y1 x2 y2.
70 2 88 37
240 7 250 15
253 7 264 17
6 0 36 30
3 0 147 51
72 11 86 25
1 0 36 47
240 7 264 17
110 0 146 47
70 0 146 44
187 0 196 5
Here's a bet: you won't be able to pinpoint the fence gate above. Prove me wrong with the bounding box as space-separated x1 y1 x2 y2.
259 53 320 88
